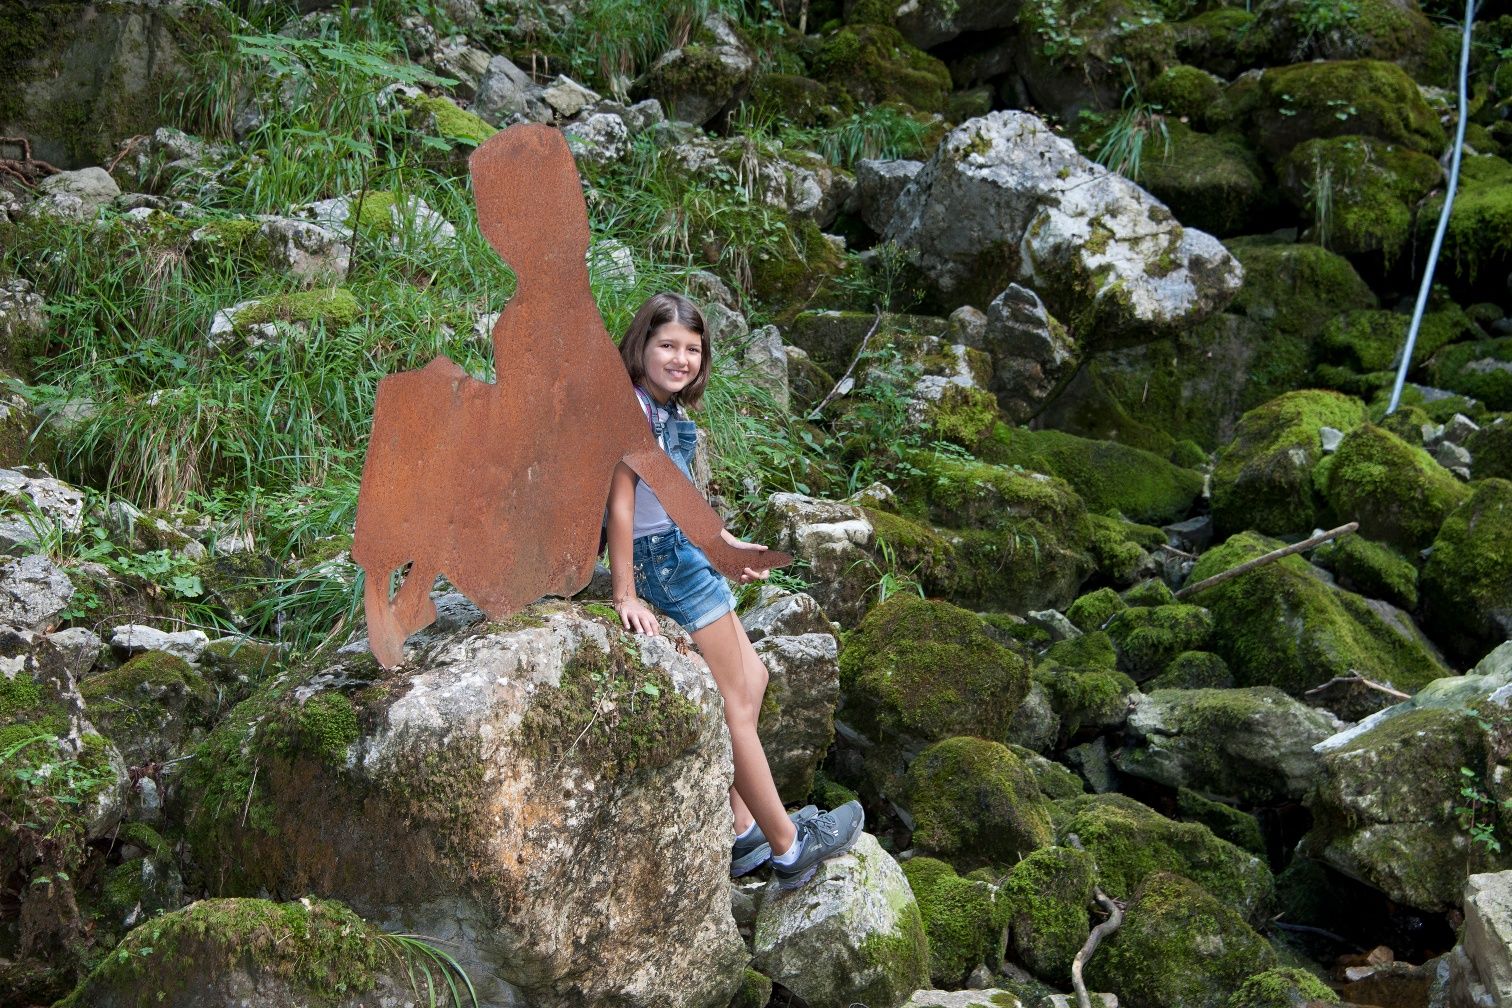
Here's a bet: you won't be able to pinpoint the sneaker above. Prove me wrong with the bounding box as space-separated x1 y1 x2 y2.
769 800 866 893
730 805 820 878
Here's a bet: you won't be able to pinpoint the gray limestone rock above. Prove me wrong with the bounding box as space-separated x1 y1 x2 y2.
632 13 754 126
255 217 351 285
565 111 631 164
982 284 1076 424
758 494 875 626
32 167 122 220
742 588 835 642
472 55 553 125
856 159 923 236
1452 871 1512 1006
0 467 86 555
904 991 1024 1008
541 75 601 119
108 625 210 664
755 631 840 802
0 554 74 631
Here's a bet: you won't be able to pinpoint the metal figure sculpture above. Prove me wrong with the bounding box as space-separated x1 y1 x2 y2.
352 124 792 668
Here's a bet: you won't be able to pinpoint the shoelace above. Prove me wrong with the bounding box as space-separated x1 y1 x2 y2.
806 810 840 842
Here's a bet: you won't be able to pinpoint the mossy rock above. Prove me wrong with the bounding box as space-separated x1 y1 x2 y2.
729 967 773 1008
1187 531 1449 697
1137 122 1266 237
839 594 1029 754
1321 423 1470 551
1173 8 1258 78
1227 966 1340 1008
231 288 362 333
57 897 420 1007
1033 632 1137 737
1017 0 1178 119
787 310 952 378
1009 743 1085 801
1085 871 1278 1008
1053 793 1274 920
1419 154 1512 282
197 637 281 708
1251 60 1445 162
1241 0 1435 71
1280 134 1442 258
902 856 1009 987
403 91 498 161
1081 513 1161 586
812 23 951 113
905 736 1054 870
1176 788 1266 858
79 651 215 766
1145 65 1223 123
749 72 839 128
979 424 1204 525
1066 586 1125 633
749 216 846 315
1317 304 1476 375
1105 603 1215 681
999 845 1094 986
1427 337 1512 410
1211 387 1369 539
1420 478 1512 664
1147 650 1234 690
1468 419 1512 480
1121 578 1175 607
1312 534 1419 609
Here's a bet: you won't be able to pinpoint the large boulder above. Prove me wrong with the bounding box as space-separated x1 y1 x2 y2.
1279 135 1441 257
752 833 930 1008
902 856 1009 987
1249 60 1445 163
812 24 951 114
1423 155 1512 287
1320 424 1470 553
174 602 748 1008
1421 479 1512 665
906 737 1054 870
0 554 75 631
1241 0 1435 67
886 0 1021 49
1449 871 1512 1006
632 13 754 127
1136 122 1266 238
1186 531 1450 700
885 111 1242 341
753 628 840 803
757 493 875 625
1116 687 1339 803
998 845 1095 986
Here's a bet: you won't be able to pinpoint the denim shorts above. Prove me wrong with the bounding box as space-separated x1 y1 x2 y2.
633 527 735 633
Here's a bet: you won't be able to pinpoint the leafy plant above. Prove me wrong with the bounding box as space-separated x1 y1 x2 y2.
1093 83 1170 182
380 932 481 1008
848 536 925 606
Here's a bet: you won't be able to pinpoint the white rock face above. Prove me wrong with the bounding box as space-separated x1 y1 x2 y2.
0 467 86 554
752 833 929 1008
565 111 631 164
109 625 210 664
761 494 876 625
31 167 121 219
857 160 923 235
541 75 600 118
754 631 840 803
0 554 74 631
1452 871 1512 1005
255 217 351 284
886 111 1242 343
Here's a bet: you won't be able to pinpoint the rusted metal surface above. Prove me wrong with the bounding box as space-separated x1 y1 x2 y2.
352 124 792 668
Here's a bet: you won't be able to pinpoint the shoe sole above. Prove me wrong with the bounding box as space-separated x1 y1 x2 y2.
730 842 772 878
769 817 864 893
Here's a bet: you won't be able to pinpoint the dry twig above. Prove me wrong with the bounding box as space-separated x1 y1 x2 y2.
807 309 883 421
1304 673 1410 701
1072 887 1124 1008
1174 522 1359 600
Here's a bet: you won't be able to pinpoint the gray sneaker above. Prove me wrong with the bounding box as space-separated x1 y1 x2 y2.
731 805 820 878
769 800 865 892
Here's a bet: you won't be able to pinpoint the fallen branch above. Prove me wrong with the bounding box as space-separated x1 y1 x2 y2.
1072 886 1124 1008
1304 673 1410 702
807 309 882 422
1174 522 1358 600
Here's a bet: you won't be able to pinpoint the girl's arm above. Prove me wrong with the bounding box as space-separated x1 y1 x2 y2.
607 461 661 635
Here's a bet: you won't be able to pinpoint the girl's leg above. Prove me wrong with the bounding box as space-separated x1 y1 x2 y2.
692 611 797 854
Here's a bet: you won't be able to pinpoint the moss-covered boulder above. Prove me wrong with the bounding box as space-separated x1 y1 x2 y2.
1188 531 1450 697
1317 305 1476 381
1280 135 1441 257
171 602 747 1008
903 856 1008 987
1015 0 1178 122
1321 423 1471 551
979 425 1203 525
1137 122 1267 237
1033 632 1137 738
632 14 755 127
1468 418 1512 481
1251 60 1445 163
1085 871 1278 1008
1052 793 1274 920
56 897 447 1008
840 594 1028 753
78 651 215 767
1066 587 1125 633
1420 154 1512 283
1177 788 1266 858
1212 389 1368 539
812 24 951 113
1241 0 1435 70
906 736 1054 869
1313 534 1419 609
1227 967 1340 1008
1173 8 1258 78
1428 338 1512 411
1147 650 1234 690
999 845 1094 986
1105 603 1214 681
1117 687 1337 803
1421 479 1512 664
753 833 930 1008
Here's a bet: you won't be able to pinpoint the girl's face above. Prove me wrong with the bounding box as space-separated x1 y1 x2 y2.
639 322 704 404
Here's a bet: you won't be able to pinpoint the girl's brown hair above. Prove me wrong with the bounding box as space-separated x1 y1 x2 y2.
618 292 711 409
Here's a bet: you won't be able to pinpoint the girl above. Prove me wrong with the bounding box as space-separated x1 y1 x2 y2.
605 292 863 892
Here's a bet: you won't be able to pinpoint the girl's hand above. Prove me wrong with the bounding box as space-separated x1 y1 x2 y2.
615 597 661 636
721 529 771 583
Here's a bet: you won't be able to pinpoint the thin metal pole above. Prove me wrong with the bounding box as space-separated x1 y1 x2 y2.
1386 0 1478 415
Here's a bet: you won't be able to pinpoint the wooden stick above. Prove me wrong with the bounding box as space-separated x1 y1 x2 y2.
1072 886 1123 1008
1174 522 1359 600
1304 673 1410 701
807 310 883 421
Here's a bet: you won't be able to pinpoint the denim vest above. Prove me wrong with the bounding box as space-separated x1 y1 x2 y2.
632 387 698 538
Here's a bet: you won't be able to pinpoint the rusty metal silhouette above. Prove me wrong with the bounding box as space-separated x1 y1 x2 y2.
352 124 792 668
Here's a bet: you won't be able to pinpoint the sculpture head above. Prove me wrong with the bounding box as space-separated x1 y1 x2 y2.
469 124 590 278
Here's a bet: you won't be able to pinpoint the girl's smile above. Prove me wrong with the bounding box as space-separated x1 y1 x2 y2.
640 323 704 404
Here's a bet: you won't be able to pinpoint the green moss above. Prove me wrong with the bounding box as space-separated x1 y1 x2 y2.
1054 793 1273 919
1082 513 1153 584
1211 389 1368 538
1009 744 1086 801
1033 632 1136 737
1281 135 1442 259
1188 531 1449 696
1421 154 1512 282
1136 122 1266 237
854 908 931 1008
903 856 1008 986
1254 60 1446 162
1323 424 1470 551
839 595 1029 748
1147 650 1233 690
927 385 1000 449
906 736 1053 869
283 693 358 764
58 898 400 1007
1313 534 1418 609
0 672 43 720
1085 871 1278 1007
345 190 398 236
232 288 361 331
121 822 172 860
1177 788 1265 857
405 93 498 146
1067 587 1126 633
813 24 951 113
1318 304 1474 377
1147 65 1222 121
1000 845 1094 985
810 770 860 812
1106 603 1214 680
1121 579 1175 607
79 651 214 764
1468 420 1512 481
1428 337 1512 410
749 216 845 312
1228 966 1340 1008
729 967 772 1008
980 423 1204 524
1421 478 1512 664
